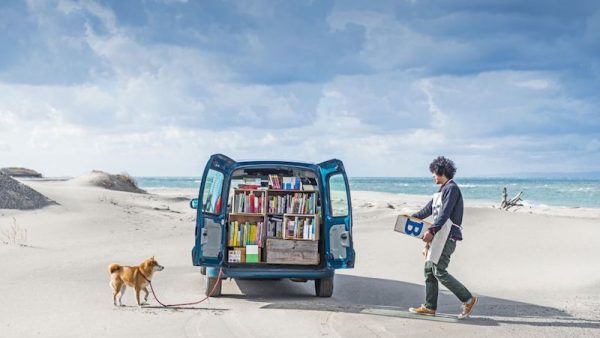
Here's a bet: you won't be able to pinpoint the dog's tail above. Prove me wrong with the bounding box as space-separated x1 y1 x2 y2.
108 263 122 274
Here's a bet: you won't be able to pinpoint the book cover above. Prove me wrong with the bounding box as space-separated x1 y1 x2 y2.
246 245 259 263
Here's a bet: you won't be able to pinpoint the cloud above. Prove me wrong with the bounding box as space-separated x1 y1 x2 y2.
0 0 599 176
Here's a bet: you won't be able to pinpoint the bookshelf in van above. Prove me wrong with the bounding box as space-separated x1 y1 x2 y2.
227 177 320 264
227 188 266 264
265 189 319 241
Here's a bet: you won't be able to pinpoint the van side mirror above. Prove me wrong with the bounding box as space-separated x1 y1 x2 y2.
190 198 199 209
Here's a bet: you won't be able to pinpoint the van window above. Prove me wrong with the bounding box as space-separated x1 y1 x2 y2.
202 169 224 214
329 173 349 217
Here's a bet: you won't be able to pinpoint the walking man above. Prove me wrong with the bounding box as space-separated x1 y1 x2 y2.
409 156 477 319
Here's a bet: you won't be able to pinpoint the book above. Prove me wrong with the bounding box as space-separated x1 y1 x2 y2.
228 247 246 263
246 245 260 263
303 218 309 239
248 193 255 213
268 175 281 189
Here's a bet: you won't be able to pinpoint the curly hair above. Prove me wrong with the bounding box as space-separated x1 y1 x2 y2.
429 156 457 179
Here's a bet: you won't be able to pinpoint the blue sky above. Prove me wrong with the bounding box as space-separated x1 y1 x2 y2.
0 0 599 177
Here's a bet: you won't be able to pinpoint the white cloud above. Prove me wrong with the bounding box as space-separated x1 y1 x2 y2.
1 0 599 176
0 111 18 131
514 79 552 90
419 79 448 130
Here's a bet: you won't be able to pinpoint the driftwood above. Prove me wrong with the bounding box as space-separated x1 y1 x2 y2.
500 187 523 210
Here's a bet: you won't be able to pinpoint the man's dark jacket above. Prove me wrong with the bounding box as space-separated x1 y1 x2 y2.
412 180 464 240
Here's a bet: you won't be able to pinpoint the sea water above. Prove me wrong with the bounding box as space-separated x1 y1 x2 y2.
135 177 600 209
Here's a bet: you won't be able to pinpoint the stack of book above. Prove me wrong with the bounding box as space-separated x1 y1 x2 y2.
268 175 302 190
287 193 316 214
283 216 316 240
268 175 281 189
267 193 316 214
234 191 264 213
282 176 301 190
267 195 288 214
267 216 283 238
228 221 264 247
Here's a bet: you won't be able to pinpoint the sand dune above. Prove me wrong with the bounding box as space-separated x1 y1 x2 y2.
69 170 147 194
1 181 599 337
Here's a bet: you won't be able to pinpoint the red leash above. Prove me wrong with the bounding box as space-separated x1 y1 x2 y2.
139 268 224 307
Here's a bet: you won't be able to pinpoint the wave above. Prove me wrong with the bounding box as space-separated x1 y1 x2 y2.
134 176 600 208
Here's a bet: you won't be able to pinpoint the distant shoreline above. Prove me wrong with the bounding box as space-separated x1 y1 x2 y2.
136 176 600 209
15 176 600 210
142 187 600 219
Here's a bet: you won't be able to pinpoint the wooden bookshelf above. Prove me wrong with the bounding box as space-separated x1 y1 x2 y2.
282 214 319 241
232 189 266 214
267 189 308 193
229 213 265 217
284 213 317 217
227 183 321 265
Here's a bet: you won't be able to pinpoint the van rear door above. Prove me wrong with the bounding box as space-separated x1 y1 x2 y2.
318 159 355 269
192 154 235 267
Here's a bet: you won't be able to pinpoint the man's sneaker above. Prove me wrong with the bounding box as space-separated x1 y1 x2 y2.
408 305 436 316
458 296 478 319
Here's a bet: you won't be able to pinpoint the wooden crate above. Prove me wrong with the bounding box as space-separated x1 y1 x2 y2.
266 238 319 265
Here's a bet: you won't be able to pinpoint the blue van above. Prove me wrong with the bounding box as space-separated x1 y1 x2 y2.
190 154 355 297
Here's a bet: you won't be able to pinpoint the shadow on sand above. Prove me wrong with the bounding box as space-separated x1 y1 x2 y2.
225 274 600 329
115 304 230 313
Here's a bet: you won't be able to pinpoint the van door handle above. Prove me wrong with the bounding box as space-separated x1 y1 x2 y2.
340 231 350 247
201 228 208 244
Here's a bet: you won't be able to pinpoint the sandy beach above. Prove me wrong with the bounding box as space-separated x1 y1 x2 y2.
2 179 600 337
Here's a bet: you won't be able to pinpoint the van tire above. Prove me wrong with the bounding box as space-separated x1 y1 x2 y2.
200 266 207 275
315 277 333 297
206 276 222 297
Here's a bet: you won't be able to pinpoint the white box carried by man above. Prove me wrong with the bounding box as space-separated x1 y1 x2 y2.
394 214 432 239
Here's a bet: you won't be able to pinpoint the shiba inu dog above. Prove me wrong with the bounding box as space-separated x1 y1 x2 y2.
108 256 164 307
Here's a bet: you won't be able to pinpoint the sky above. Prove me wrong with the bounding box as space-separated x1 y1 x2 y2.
1 0 599 177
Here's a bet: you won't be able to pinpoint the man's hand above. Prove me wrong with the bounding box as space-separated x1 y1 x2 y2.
422 231 433 243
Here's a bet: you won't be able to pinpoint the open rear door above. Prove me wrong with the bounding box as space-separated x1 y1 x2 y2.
192 154 235 267
318 159 355 269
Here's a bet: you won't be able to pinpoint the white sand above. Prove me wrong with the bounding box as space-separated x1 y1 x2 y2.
1 181 600 337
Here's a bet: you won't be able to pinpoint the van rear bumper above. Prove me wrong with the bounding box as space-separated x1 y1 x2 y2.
207 266 334 280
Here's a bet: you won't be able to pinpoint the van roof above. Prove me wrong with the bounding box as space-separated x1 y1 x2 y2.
233 159 319 170
208 154 343 173
236 158 316 165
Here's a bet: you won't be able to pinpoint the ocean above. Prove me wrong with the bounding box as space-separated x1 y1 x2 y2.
135 177 600 209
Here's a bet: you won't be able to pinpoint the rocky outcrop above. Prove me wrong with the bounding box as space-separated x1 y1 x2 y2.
0 172 57 210
0 167 43 178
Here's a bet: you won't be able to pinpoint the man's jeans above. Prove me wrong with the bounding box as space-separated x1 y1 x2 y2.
424 237 472 310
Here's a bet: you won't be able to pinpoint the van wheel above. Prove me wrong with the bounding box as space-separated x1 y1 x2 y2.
200 266 206 275
205 276 222 297
315 277 333 297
